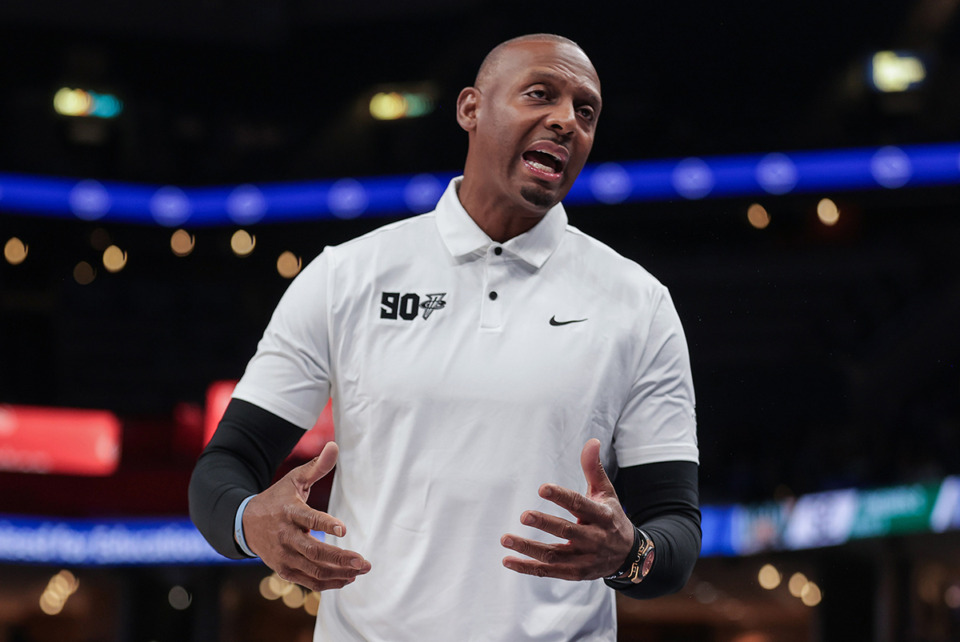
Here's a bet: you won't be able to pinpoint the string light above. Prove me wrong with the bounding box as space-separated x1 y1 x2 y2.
73 261 96 285
170 229 196 257
277 251 302 278
747 203 770 229
102 245 128 273
817 198 840 226
230 230 256 257
168 585 192 610
757 564 781 589
4 237 28 265
39 570 79 615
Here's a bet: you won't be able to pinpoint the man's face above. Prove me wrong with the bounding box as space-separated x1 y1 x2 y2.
468 40 602 214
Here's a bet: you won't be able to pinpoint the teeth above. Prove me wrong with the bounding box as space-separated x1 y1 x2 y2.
527 160 554 173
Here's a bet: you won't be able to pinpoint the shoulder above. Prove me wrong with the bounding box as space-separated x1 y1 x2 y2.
561 225 668 300
329 212 438 258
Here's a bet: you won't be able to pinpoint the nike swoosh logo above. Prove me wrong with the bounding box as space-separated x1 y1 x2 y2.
549 316 588 326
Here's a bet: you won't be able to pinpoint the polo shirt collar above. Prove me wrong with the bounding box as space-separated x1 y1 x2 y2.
435 176 567 270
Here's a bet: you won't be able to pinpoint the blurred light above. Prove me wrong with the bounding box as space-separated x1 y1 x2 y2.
259 575 280 600
757 564 781 590
4 237 28 265
89 228 111 251
53 88 123 118
370 92 405 120
946 584 960 609
39 570 79 616
369 91 435 120
277 251 302 278
230 230 256 257
788 572 808 597
304 591 321 616
800 581 822 607
102 245 127 273
672 157 714 200
73 261 96 285
168 585 192 610
68 180 111 221
693 581 718 604
328 178 368 218
747 203 770 229
303 591 320 617
282 587 306 609
150 186 192 227
870 51 926 93
871 146 912 188
171 229 195 257
267 573 294 598
589 163 632 204
756 152 799 194
817 198 840 226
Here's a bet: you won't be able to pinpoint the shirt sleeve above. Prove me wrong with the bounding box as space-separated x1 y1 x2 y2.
614 285 698 467
232 249 333 429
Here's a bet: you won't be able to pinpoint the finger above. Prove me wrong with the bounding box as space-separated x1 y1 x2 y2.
277 566 360 593
291 441 340 493
580 438 615 497
276 531 372 580
297 535 372 574
519 510 585 542
538 484 608 524
501 555 583 581
500 533 572 566
284 503 347 538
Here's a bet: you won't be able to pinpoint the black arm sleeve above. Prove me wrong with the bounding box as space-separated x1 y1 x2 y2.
606 460 701 599
188 398 306 559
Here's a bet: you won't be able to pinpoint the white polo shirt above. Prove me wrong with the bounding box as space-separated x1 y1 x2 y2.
232 177 698 641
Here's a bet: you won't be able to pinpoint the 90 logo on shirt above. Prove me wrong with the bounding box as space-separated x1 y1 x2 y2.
380 292 447 321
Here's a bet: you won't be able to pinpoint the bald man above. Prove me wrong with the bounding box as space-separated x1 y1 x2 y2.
191 34 701 641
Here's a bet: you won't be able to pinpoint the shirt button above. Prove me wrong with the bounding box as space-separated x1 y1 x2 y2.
489 291 498 300
494 246 502 256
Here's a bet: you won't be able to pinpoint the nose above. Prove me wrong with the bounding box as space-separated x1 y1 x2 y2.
545 99 576 135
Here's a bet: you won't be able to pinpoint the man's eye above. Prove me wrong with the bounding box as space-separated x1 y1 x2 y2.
577 107 595 120
527 89 548 99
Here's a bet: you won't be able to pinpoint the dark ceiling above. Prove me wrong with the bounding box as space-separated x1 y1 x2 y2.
1 1 959 511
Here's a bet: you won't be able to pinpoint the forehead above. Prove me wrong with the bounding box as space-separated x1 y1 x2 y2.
491 41 601 101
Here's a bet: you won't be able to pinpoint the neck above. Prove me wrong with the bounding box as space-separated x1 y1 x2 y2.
457 175 547 243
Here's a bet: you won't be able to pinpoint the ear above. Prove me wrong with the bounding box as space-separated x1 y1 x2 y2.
456 87 480 133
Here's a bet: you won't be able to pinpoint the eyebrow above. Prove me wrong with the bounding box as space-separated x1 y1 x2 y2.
526 70 602 107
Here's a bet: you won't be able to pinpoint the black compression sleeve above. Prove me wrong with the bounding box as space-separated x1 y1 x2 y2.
188 398 306 559
606 460 701 599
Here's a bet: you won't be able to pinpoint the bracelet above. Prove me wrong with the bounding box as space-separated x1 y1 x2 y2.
234 494 258 558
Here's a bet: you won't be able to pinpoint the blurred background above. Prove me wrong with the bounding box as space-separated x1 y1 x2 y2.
2 0 960 640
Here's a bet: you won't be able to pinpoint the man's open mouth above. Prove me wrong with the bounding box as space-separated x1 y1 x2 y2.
521 142 568 181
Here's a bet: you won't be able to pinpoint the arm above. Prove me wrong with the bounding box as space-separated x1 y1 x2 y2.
606 459 700 598
189 399 305 559
189 398 371 590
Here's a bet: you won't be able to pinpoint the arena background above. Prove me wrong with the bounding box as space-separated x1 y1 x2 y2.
2 1 960 640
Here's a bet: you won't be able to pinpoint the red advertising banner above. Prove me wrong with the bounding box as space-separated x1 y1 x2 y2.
0 405 121 476
203 381 334 459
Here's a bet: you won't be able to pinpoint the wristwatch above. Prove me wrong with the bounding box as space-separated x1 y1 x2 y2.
604 528 655 584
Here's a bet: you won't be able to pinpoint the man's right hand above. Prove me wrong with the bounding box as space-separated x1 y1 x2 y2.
242 441 371 591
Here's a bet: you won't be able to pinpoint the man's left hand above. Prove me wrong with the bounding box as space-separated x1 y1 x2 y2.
501 438 635 581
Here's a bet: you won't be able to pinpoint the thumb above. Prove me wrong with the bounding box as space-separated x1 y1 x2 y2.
580 438 614 497
291 440 339 498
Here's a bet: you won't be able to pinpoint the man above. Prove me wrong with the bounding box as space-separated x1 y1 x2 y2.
190 34 700 640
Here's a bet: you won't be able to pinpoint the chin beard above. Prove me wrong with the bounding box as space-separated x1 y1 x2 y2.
520 185 558 210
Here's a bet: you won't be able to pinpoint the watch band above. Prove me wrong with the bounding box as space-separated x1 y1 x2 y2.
604 527 655 585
